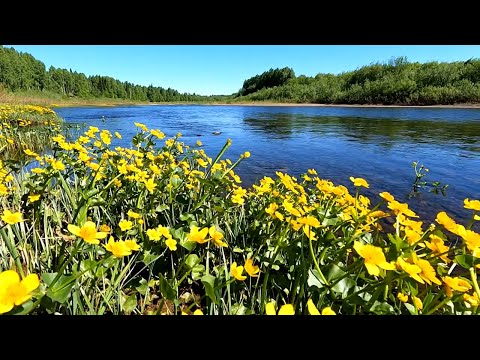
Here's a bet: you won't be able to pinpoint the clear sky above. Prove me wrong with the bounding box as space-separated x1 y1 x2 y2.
5 45 480 96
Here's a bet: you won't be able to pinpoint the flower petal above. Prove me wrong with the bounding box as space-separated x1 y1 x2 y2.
21 274 40 293
0 270 20 287
321 307 336 315
379 261 396 271
95 231 108 239
0 302 14 314
278 304 295 315
365 262 380 276
265 302 276 315
67 224 81 237
307 299 320 315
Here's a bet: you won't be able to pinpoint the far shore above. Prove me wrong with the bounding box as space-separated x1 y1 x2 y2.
3 95 480 109
54 101 480 109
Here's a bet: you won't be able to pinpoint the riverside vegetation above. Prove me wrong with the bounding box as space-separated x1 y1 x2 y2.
3 45 480 106
0 105 479 315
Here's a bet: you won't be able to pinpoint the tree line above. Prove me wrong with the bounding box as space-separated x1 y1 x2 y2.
0 46 228 102
2 45 480 105
234 57 480 105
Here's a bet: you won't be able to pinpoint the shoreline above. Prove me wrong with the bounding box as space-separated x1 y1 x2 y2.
3 96 480 109
55 102 480 109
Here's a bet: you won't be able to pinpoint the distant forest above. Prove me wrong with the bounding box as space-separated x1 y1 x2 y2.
2 45 480 105
0 46 227 102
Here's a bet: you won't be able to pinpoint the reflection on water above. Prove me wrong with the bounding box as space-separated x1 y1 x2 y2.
55 105 480 227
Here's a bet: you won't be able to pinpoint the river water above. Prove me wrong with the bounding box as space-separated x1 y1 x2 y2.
55 105 480 227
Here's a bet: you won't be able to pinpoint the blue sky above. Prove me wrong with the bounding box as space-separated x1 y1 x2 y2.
6 45 480 96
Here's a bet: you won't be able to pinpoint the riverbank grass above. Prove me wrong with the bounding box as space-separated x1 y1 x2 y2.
1 107 480 315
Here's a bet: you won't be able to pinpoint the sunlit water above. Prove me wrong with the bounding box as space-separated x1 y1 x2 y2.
55 105 480 227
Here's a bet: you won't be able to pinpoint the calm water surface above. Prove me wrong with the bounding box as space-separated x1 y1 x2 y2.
55 105 480 226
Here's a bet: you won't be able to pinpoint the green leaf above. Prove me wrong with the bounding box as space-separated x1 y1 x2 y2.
179 213 195 221
230 303 248 315
42 273 75 304
9 300 37 315
370 301 396 315
158 274 176 301
171 227 186 241
122 293 137 314
79 260 97 277
136 278 149 294
307 269 325 289
201 274 218 304
186 254 200 269
192 265 205 281
180 238 197 251
404 302 417 315
388 233 408 251
155 204 169 212
325 263 356 297
141 250 158 266
455 254 480 269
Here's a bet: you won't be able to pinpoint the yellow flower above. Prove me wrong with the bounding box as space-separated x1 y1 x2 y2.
0 270 40 314
68 221 108 245
115 132 122 139
146 228 161 241
274 211 284 221
396 257 424 284
144 178 157 194
1 210 24 225
51 160 65 171
283 199 302 217
397 293 409 303
388 201 418 218
230 262 247 281
350 176 369 188
0 184 9 196
425 235 450 263
475 215 480 221
412 296 423 311
104 237 132 258
209 226 227 247
303 225 317 241
118 219 133 232
297 216 321 228
464 198 480 212
265 203 278 216
412 254 441 285
127 210 141 219
353 241 395 276
463 292 479 306
244 259 260 277
379 191 395 202
124 240 140 251
28 194 41 203
193 309 203 315
241 151 251 158
134 122 148 132
196 140 202 146
307 299 320 315
322 307 336 315
442 276 472 293
99 224 111 233
165 239 177 251
435 212 458 233
188 226 210 244
23 149 39 157
308 168 317 175
265 302 295 315
197 158 209 168
100 132 111 145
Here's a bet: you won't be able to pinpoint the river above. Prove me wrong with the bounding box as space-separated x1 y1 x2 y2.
55 104 480 227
